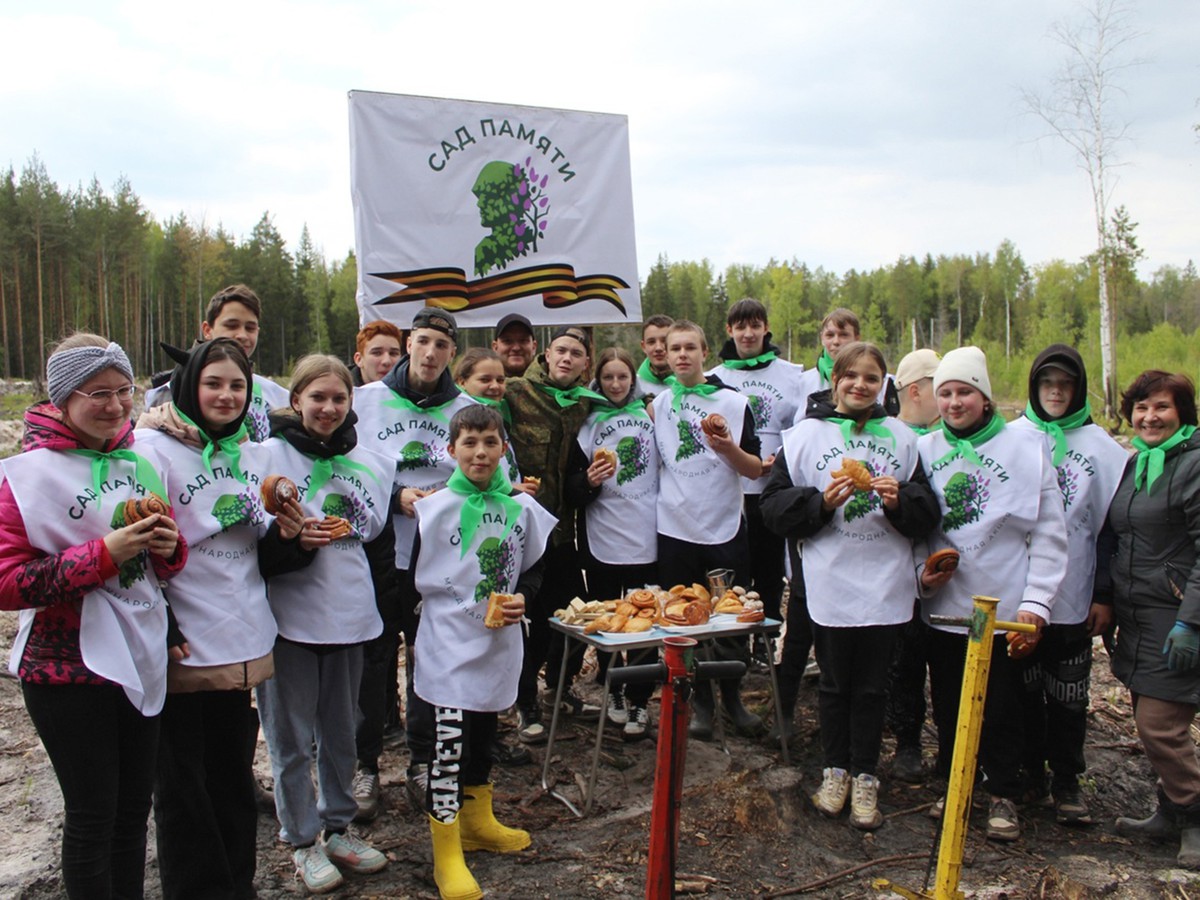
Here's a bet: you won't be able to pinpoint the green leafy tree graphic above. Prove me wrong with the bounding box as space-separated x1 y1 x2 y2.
211 493 255 531
474 536 516 604
747 394 770 431
616 435 650 485
321 494 351 520
842 460 882 522
675 420 705 461
398 440 443 472
109 505 148 589
472 158 551 277
942 471 991 531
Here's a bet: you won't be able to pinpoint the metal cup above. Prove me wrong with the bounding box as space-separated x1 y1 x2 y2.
706 568 733 596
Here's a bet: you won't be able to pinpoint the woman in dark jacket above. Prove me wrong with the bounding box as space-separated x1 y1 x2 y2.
1108 370 1200 868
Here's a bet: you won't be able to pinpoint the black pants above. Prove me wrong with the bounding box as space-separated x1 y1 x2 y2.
1017 622 1092 789
813 622 903 775
926 628 1024 798
356 554 402 773
23 681 159 900
585 559 659 705
520 542 587 706
657 524 751 667
744 494 786 621
426 707 497 821
400 565 436 764
154 689 258 900
885 604 931 750
775 545 814 715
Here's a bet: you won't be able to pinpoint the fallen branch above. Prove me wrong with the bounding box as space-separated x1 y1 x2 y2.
762 852 928 897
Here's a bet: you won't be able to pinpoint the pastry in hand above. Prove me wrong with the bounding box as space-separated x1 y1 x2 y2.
316 516 353 540
485 593 513 629
594 447 618 469
700 414 728 438
124 493 169 524
261 475 298 514
832 458 873 492
924 548 960 575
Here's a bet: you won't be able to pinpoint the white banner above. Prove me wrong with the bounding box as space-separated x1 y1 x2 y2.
348 91 642 330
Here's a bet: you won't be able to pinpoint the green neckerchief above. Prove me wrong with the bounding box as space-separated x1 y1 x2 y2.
537 383 605 408
722 349 777 370
637 357 670 386
827 415 895 448
1133 424 1197 493
445 465 523 558
69 448 168 512
933 412 1006 468
905 421 932 436
816 349 834 385
251 379 263 402
472 395 512 426
382 388 456 423
592 397 651 423
1023 400 1092 467
308 455 382 496
668 376 719 412
174 405 249 484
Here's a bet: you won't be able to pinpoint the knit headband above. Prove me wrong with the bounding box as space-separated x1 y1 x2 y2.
47 342 134 409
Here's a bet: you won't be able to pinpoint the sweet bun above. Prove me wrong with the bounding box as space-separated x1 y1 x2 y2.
925 548 960 575
832 458 873 492
261 475 298 515
485 592 512 629
700 414 728 438
737 609 765 624
628 589 657 610
594 447 618 469
624 616 653 633
123 493 169 524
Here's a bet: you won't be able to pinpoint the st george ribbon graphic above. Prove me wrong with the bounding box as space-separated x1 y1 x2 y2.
369 263 630 315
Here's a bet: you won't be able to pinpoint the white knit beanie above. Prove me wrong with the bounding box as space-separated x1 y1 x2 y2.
47 342 134 409
933 346 992 400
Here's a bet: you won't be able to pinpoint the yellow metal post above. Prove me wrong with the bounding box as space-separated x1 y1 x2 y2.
874 596 1037 900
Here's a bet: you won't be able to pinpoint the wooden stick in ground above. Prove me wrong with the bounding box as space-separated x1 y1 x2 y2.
762 852 929 898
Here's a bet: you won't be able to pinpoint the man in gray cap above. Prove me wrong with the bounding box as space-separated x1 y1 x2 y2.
493 313 537 378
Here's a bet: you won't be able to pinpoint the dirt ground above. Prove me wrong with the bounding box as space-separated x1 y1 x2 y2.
5 622 1200 900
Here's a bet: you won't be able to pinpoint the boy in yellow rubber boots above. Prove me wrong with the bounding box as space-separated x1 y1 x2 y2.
411 404 556 898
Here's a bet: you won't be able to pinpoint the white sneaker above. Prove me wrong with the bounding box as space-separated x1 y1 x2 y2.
811 767 851 817
352 768 380 822
607 690 629 725
849 773 884 830
624 703 650 740
294 844 343 894
323 829 388 874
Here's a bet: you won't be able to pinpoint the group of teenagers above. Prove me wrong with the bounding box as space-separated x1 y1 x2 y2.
2 281 1200 900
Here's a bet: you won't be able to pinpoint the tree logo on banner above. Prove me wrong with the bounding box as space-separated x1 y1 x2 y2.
474 158 551 277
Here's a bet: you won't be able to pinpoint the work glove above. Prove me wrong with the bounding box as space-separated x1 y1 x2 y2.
1163 622 1200 671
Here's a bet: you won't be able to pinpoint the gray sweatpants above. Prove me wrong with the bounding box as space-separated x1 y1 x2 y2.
258 639 363 846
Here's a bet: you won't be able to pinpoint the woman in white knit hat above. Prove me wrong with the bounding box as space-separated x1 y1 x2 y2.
916 345 1068 843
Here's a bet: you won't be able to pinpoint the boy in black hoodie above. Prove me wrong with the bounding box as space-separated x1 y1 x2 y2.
1010 344 1126 824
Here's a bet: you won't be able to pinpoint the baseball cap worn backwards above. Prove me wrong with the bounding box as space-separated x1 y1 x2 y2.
411 307 458 343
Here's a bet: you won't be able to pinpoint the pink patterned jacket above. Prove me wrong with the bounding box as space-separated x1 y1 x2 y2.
0 402 187 685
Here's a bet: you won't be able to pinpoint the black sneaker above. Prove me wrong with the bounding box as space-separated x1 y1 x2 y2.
490 735 533 766
542 689 601 720
1053 783 1093 826
517 704 548 744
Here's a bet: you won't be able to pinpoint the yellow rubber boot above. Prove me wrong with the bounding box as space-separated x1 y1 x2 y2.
459 783 532 853
428 814 483 900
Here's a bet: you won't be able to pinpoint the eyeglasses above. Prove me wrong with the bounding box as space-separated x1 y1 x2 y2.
73 385 138 404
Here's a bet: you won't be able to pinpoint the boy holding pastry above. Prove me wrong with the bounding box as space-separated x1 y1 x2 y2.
411 404 556 900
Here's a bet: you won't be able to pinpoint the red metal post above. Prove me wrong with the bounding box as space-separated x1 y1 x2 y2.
645 636 697 900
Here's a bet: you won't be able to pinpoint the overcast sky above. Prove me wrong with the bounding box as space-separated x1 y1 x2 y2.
2 0 1195 282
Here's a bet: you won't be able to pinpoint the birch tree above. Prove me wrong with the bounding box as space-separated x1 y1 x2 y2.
1022 0 1141 416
